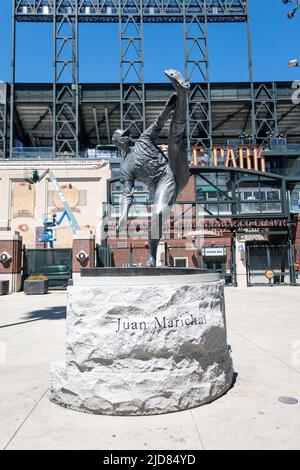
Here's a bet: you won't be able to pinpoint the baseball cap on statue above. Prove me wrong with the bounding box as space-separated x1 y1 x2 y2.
112 127 131 144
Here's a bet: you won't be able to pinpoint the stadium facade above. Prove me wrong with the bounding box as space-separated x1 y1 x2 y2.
1 1 300 288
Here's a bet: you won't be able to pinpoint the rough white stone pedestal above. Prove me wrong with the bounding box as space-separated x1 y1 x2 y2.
50 270 234 415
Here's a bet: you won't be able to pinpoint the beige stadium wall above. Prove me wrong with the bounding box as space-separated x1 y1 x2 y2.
0 162 111 248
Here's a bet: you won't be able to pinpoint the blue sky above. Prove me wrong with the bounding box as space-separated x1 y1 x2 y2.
1 0 300 83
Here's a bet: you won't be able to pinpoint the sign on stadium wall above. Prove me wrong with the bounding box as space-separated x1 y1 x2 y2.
202 246 227 257
191 145 266 172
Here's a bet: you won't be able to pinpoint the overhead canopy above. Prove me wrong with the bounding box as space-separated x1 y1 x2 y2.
8 81 300 149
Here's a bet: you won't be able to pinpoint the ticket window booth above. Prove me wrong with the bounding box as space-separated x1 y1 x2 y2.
201 246 227 274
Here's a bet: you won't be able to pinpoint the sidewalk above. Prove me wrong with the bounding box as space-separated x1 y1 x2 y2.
0 287 300 450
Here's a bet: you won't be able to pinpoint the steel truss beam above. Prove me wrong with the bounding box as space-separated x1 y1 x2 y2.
253 83 278 145
12 1 250 154
184 3 211 150
53 1 79 155
15 1 247 23
119 1 145 136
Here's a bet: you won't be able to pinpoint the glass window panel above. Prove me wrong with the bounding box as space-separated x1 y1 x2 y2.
111 182 123 191
111 206 120 216
243 191 253 200
207 192 218 201
241 202 260 213
267 190 280 201
197 191 206 202
219 204 231 215
205 204 219 215
111 194 121 204
134 194 148 203
135 183 148 191
266 202 282 213
261 203 267 212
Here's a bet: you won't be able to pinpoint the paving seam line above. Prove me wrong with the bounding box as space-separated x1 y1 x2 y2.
228 327 300 377
190 410 205 450
3 388 49 450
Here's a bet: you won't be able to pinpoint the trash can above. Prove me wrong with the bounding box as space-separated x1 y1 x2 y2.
0 280 9 295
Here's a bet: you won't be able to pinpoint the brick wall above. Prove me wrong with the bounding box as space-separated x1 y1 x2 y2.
72 237 95 273
167 240 200 268
108 239 148 266
293 215 300 245
176 175 196 202
107 234 233 269
0 239 22 274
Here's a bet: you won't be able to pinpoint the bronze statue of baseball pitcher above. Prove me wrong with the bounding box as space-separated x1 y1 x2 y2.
112 69 190 267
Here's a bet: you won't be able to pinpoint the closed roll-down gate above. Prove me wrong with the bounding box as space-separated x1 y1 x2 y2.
23 249 72 290
246 244 291 286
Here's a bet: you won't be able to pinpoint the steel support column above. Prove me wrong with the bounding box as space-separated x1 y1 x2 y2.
119 0 145 136
253 82 278 145
104 107 111 144
0 83 7 158
53 0 79 157
184 2 211 153
9 1 17 159
246 0 256 144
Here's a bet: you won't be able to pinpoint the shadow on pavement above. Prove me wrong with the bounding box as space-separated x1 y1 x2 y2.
24 306 66 321
0 306 66 329
229 372 238 391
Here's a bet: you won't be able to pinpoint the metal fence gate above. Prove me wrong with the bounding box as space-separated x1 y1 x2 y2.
23 249 72 290
246 244 291 286
95 244 113 267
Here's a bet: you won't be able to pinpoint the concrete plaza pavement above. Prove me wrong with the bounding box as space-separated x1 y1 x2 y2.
0 286 300 450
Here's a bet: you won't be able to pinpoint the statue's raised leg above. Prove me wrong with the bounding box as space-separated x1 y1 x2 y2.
144 69 190 268
165 68 190 192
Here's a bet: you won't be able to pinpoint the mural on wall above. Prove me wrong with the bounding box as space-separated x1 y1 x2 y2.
12 181 35 218
16 223 35 247
10 182 36 246
48 184 87 213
